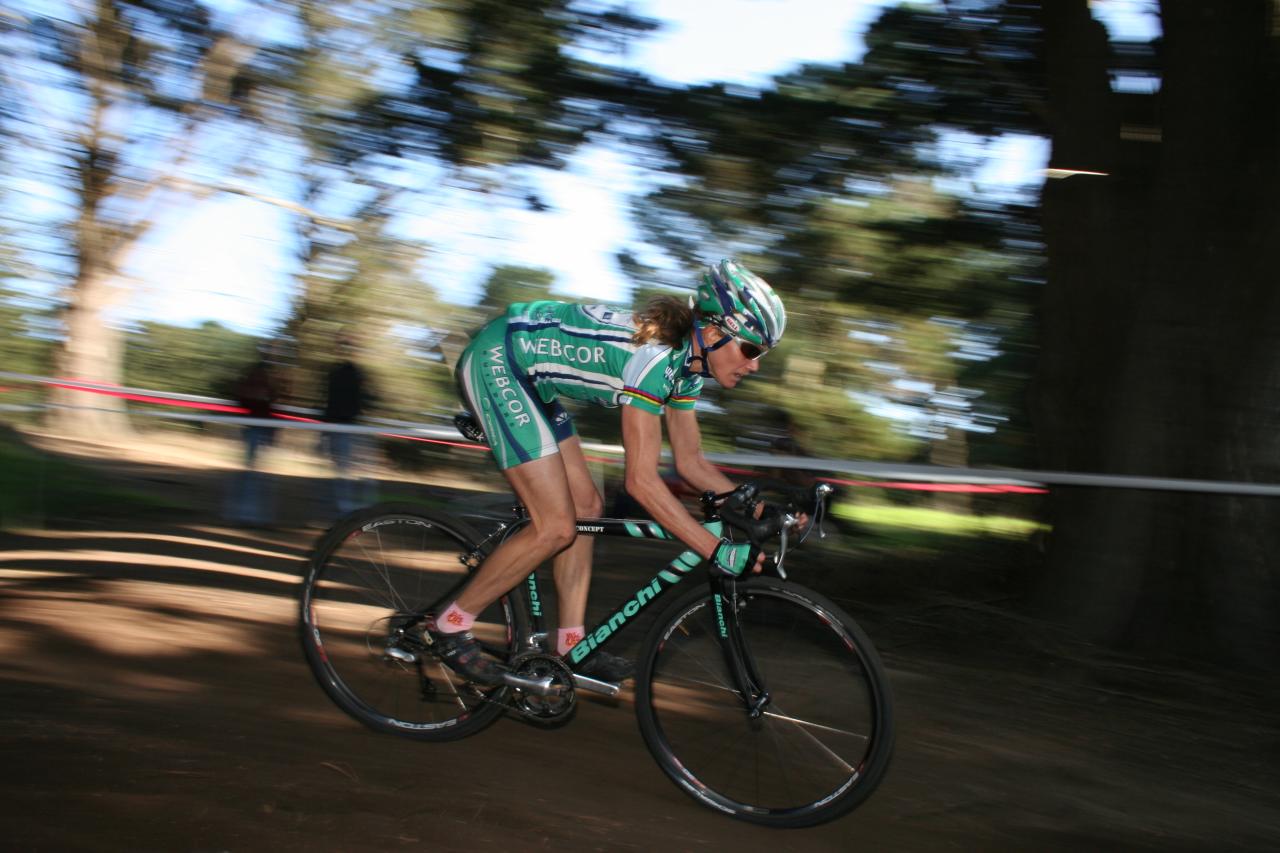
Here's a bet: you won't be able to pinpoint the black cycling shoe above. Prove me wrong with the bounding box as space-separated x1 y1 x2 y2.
569 649 635 682
424 617 509 687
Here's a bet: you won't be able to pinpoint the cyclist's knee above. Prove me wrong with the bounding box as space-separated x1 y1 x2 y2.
575 489 603 520
530 516 577 555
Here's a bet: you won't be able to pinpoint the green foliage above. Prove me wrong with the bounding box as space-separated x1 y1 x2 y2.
306 0 659 173
477 264 556 316
7 0 1045 467
0 291 54 376
0 427 184 528
274 1 649 425
834 499 1046 539
124 321 261 398
619 5 1048 466
286 209 451 420
0 280 56 414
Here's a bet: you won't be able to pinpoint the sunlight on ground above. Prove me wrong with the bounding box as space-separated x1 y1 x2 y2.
7 529 297 561
1 580 294 659
0 522 307 703
0 548 300 586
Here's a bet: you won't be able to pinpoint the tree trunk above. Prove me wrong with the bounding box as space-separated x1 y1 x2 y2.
1033 1 1280 667
46 269 131 437
42 0 134 438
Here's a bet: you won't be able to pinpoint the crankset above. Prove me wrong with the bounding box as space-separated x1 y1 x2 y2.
505 652 577 727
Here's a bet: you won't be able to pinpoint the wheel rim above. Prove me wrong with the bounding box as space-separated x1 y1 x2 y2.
645 588 884 818
303 514 514 731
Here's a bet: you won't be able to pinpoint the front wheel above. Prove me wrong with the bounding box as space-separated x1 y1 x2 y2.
299 503 528 741
635 579 894 828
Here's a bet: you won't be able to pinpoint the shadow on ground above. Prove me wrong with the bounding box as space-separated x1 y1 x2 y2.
1 435 1278 851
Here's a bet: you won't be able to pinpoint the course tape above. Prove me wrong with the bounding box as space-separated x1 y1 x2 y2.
5 371 1280 497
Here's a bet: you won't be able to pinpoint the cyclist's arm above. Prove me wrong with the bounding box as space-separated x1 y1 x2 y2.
664 406 735 495
621 405 721 559
668 406 807 532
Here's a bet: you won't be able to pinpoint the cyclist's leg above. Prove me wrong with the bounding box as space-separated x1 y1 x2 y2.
453 455 578 614
549 434 602 630
552 433 636 680
451 333 580 616
428 455 577 684
440 322 579 682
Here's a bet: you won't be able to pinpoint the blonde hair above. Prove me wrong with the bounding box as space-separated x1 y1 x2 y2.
633 296 694 348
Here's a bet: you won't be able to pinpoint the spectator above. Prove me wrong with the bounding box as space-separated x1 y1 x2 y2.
323 337 377 516
225 351 281 527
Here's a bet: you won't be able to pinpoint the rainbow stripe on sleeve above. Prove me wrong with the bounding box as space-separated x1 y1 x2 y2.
668 393 699 408
622 386 664 407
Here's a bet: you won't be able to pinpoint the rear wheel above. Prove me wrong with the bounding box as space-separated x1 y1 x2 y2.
300 503 528 741
635 579 894 827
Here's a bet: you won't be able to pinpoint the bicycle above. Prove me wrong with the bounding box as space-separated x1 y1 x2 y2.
299 478 895 828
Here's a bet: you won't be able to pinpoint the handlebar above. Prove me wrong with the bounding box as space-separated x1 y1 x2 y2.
700 482 835 578
717 485 786 544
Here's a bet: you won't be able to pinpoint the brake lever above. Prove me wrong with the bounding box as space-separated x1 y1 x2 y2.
793 482 834 546
774 513 794 580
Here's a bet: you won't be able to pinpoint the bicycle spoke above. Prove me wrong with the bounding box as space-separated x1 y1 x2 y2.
759 705 869 744
428 659 471 713
301 508 525 742
638 580 894 827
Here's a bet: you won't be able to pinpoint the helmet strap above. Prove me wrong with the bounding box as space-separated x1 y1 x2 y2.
685 321 732 379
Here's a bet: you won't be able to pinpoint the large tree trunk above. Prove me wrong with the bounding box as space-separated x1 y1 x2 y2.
41 0 135 438
46 269 130 437
1034 1 1280 667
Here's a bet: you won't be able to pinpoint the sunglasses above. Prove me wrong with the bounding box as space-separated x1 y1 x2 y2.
735 338 768 361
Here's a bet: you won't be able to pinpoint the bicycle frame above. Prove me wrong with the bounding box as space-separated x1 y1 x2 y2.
479 505 770 712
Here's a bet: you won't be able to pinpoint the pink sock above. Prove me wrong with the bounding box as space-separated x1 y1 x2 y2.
436 602 476 634
557 626 585 656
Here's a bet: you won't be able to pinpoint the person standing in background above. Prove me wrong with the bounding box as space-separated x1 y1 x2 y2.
226 351 281 527
323 337 378 517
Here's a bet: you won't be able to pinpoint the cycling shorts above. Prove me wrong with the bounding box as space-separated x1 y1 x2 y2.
455 316 576 470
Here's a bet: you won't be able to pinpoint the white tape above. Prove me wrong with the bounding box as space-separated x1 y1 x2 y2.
7 371 1280 496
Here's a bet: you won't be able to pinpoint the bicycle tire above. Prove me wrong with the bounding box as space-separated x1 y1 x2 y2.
635 578 894 827
299 503 529 741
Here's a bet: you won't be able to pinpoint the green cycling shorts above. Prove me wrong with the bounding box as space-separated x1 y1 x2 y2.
455 316 576 470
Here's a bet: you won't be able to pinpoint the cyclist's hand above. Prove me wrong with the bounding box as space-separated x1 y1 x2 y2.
711 539 764 576
751 498 811 536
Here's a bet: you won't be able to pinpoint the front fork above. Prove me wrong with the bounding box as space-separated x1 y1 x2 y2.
709 576 770 719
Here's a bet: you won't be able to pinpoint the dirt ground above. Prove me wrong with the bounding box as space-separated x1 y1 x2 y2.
1 430 1278 852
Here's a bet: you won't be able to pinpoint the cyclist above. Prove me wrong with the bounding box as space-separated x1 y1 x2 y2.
430 259 786 685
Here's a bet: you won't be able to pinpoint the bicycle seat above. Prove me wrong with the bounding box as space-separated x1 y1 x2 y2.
454 411 486 443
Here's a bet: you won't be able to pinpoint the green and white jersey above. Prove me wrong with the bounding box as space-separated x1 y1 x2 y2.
506 301 702 415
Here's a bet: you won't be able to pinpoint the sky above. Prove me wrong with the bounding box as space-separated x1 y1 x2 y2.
122 0 1158 336
127 0 894 333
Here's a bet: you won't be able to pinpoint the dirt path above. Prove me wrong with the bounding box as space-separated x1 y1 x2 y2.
1 436 1278 851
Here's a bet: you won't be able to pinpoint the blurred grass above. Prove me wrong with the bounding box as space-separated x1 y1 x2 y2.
812 498 1048 610
834 500 1045 539
0 427 182 529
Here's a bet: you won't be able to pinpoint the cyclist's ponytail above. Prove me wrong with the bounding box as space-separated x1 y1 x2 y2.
633 296 693 348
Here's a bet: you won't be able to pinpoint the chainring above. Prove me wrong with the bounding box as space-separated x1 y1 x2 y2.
506 651 577 727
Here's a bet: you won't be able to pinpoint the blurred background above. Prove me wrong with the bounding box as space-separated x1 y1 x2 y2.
2 0 1278 669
